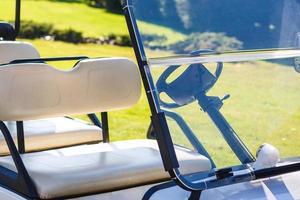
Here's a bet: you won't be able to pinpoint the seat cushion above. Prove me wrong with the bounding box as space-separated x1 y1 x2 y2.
0 117 102 155
0 139 211 199
0 58 141 121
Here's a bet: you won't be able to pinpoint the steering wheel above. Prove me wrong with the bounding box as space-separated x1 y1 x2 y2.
156 50 223 109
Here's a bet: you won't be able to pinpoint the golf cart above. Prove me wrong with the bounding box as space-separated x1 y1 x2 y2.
0 0 299 200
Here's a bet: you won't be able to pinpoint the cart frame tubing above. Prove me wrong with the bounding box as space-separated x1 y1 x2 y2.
15 0 21 39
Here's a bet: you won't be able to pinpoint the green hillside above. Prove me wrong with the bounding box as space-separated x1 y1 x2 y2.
0 0 185 44
0 0 128 37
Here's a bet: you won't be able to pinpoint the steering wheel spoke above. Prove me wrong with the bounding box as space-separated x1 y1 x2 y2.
156 49 223 109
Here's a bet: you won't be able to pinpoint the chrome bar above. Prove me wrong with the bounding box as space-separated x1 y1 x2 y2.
148 49 300 66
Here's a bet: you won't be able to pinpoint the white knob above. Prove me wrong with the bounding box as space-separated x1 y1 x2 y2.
253 143 280 170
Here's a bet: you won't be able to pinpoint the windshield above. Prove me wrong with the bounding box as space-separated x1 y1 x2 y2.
132 0 300 59
129 0 300 169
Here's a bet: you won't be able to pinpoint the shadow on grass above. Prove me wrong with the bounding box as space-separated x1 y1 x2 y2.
48 0 123 14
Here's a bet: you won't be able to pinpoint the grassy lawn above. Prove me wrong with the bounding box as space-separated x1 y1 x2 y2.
0 0 185 44
0 0 128 37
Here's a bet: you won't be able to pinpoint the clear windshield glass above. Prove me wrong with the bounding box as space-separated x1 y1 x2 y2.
131 0 300 168
150 58 300 168
132 0 300 58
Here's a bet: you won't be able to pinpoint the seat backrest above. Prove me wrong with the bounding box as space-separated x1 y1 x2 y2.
0 41 40 64
0 22 15 41
0 58 141 121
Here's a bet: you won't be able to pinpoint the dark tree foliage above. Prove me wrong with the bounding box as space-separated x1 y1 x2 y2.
85 0 122 13
169 32 243 54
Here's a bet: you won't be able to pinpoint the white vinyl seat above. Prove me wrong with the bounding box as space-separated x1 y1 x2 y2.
0 117 102 155
0 139 212 199
0 41 102 152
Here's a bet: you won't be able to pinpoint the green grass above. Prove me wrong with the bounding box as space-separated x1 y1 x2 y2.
1 0 128 37
0 0 185 44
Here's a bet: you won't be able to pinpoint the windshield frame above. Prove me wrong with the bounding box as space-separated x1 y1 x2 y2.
122 0 300 194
